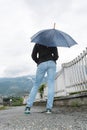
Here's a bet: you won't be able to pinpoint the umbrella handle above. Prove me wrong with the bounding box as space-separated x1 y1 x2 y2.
53 23 56 29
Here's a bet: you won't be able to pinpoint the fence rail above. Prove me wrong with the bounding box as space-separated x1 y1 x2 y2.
44 48 87 98
55 48 87 97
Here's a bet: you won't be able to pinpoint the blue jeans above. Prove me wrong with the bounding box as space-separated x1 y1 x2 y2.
27 60 56 109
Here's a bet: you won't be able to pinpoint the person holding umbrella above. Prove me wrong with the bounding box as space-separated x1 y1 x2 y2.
25 43 59 114
25 24 77 114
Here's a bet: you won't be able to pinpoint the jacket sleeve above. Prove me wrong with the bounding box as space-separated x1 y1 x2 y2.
52 47 59 61
31 44 39 63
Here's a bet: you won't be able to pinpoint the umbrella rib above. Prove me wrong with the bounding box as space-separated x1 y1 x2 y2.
57 31 71 47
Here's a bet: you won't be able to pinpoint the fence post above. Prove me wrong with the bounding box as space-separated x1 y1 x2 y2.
54 48 87 97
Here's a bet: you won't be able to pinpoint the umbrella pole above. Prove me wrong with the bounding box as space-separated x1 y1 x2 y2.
53 23 56 29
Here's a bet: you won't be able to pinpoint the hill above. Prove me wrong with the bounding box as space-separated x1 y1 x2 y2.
0 75 35 96
0 75 47 97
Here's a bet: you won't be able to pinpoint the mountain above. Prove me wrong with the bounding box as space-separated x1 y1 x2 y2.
0 75 35 96
0 75 47 97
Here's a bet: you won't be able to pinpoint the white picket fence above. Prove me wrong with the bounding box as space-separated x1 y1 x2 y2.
44 48 87 98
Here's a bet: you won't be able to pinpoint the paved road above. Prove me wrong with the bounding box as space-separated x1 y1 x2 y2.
0 106 87 130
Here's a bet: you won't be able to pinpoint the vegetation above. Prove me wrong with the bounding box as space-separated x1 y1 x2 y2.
0 106 7 110
69 90 87 95
71 101 80 107
11 97 23 106
3 96 23 106
38 83 46 98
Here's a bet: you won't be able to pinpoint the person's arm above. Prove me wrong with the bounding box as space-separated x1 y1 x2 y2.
31 44 39 63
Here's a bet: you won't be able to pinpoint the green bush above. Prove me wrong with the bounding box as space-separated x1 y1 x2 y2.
38 83 46 98
12 97 23 106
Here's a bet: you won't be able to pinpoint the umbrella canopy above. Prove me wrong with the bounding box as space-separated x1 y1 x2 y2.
31 29 78 47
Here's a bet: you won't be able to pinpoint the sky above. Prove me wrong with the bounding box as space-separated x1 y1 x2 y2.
0 0 87 77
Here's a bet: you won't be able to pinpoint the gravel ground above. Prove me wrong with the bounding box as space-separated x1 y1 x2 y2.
0 106 87 130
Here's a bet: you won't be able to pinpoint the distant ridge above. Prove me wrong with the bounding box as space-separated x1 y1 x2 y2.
0 75 47 97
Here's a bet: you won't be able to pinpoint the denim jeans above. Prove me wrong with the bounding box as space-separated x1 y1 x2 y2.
27 60 56 109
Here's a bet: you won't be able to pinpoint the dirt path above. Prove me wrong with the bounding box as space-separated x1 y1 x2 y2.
0 106 87 130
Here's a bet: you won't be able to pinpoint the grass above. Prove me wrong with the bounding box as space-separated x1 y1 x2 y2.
71 101 80 107
69 90 87 95
0 106 7 110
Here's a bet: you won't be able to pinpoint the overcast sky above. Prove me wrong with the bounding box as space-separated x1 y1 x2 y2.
0 0 87 77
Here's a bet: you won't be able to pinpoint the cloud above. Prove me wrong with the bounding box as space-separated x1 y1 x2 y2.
25 0 72 29
3 62 36 77
0 0 87 77
3 65 27 77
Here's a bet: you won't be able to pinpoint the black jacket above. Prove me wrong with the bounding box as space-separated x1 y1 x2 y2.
31 44 59 65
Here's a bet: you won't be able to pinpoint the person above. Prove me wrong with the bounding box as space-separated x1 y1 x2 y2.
25 43 59 114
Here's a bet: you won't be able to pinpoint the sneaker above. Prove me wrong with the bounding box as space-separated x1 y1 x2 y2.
24 107 30 114
46 109 52 114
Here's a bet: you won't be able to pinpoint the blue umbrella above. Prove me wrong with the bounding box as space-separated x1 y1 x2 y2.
31 28 78 47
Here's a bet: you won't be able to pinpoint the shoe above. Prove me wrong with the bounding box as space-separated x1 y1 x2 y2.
46 109 52 114
24 107 30 114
